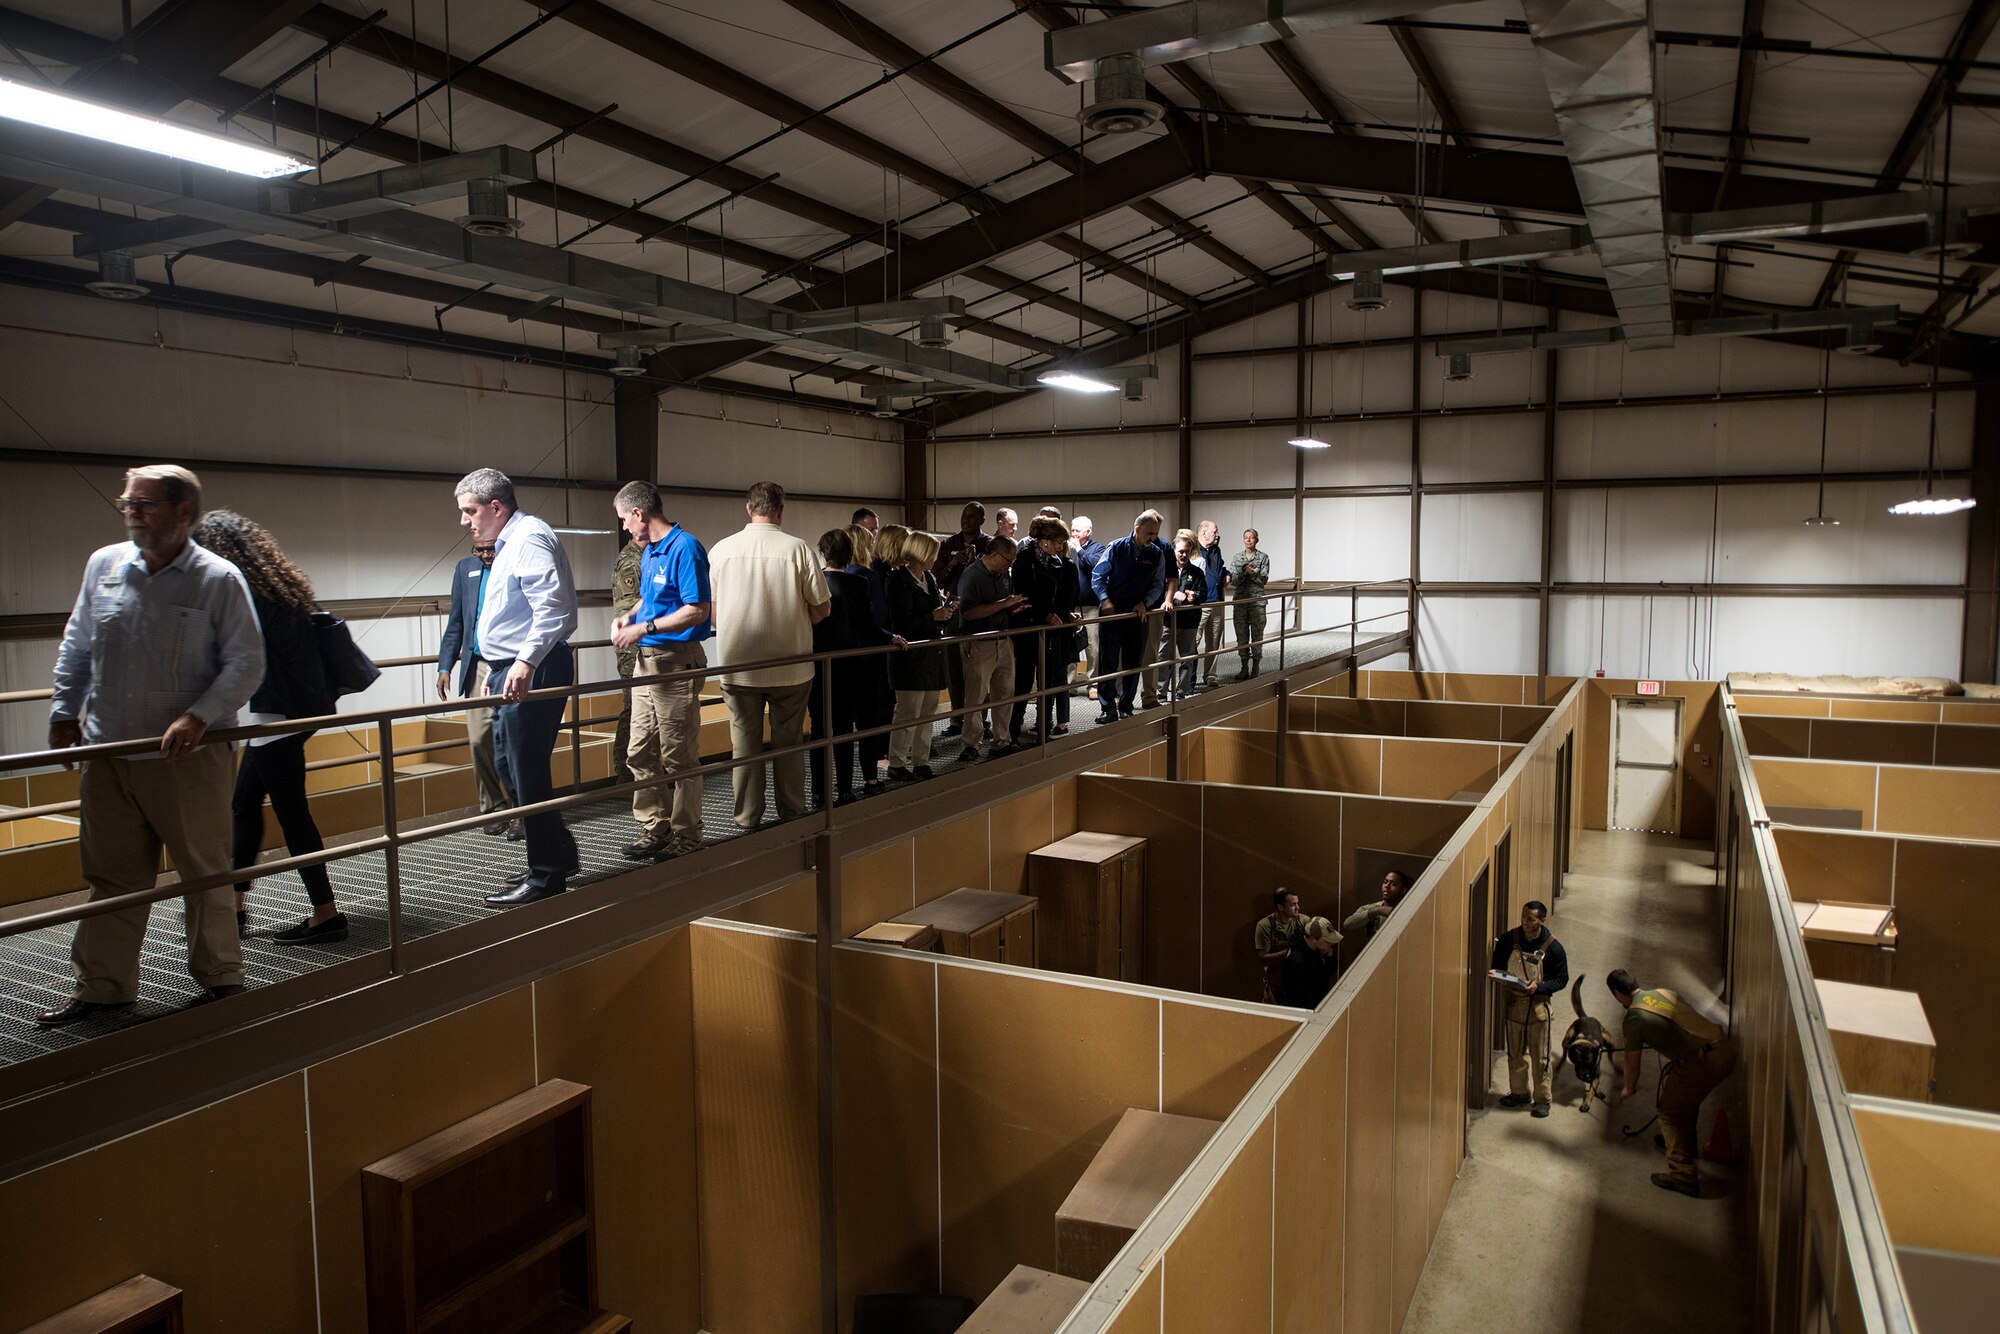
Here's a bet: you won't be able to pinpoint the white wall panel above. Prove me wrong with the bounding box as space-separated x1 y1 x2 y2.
660 411 899 497
1195 351 1303 422
1192 425 1301 491
1310 341 1414 416
1559 319 1952 400
1414 342 1540 412
1421 492 1543 582
1548 593 1962 681
928 430 1178 499
1421 411 1543 483
1302 417 1413 487
1419 597 1538 674
1553 487 1718 584
1555 391 1973 479
1300 496 1410 583
1714 482 1966 585
1549 593 1699 680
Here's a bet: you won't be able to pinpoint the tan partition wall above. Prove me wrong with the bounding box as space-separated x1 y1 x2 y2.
1853 1101 2000 1259
1773 825 2000 1113
1755 756 2000 841
692 922 1301 1331
0 932 704 1334
1736 692 2000 724
1075 775 1466 998
1307 669 1574 706
1738 714 2000 768
1293 696 1549 743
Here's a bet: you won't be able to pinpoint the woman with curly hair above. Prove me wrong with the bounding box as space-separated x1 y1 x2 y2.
192 510 348 945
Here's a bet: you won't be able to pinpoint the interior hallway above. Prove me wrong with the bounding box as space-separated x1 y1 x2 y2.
1404 829 1754 1334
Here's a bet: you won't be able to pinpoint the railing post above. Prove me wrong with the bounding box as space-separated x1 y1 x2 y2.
377 718 403 975
1278 592 1288 673
1165 712 1181 782
568 693 582 795
818 660 836 823
1035 626 1049 748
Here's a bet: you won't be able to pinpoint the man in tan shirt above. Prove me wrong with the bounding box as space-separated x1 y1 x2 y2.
708 481 831 830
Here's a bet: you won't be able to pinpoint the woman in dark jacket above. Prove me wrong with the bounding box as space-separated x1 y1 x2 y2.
885 530 953 779
193 510 347 945
1010 517 1083 739
811 528 895 805
844 523 893 793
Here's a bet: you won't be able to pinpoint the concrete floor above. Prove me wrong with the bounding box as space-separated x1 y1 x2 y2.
1403 829 1753 1334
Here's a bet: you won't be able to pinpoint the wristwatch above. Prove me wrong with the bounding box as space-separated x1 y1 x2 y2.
644 618 659 635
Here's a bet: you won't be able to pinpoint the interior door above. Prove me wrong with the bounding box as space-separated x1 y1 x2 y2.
1464 862 1492 1122
1610 698 1683 833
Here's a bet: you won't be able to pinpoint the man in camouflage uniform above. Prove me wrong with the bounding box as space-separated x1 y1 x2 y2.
611 534 641 783
1227 527 1271 679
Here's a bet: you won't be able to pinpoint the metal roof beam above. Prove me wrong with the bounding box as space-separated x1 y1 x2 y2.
1810 0 2000 308
1043 0 1473 82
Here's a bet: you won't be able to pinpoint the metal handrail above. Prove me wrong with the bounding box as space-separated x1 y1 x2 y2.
0 582 1409 944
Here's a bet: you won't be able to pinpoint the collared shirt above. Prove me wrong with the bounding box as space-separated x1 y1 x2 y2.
956 560 1014 634
708 521 830 688
635 523 712 646
51 540 265 751
477 509 579 669
1091 535 1168 610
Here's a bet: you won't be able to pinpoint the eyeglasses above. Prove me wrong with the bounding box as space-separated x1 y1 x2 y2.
115 496 169 514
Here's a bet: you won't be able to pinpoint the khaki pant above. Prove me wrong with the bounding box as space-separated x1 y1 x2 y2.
962 638 1014 749
722 680 812 830
629 642 707 840
71 747 243 1003
890 690 937 768
1504 993 1553 1102
1139 609 1164 706
467 658 509 813
1198 603 1226 685
1659 1041 1738 1184
613 647 637 783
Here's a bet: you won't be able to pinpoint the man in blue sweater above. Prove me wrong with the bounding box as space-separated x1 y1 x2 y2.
1090 510 1167 722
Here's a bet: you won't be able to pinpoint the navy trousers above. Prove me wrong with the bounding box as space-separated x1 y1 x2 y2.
1097 617 1145 716
490 643 578 891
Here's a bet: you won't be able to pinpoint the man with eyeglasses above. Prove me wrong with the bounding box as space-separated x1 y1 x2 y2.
38 465 264 1026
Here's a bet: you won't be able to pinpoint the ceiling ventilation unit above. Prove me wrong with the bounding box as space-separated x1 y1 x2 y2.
1082 54 1160 134
85 249 147 300
456 177 522 237
1345 270 1387 313
609 345 647 377
916 314 951 348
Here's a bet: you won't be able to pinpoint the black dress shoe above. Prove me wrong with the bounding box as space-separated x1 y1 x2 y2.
505 819 526 841
34 997 134 1028
486 882 566 906
274 913 349 946
481 819 511 836
188 983 247 1008
504 859 580 885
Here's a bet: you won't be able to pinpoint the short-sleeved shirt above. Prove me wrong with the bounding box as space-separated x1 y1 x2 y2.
1228 549 1271 597
1622 990 1722 1061
635 524 712 646
1254 912 1305 954
957 560 1014 634
708 522 831 688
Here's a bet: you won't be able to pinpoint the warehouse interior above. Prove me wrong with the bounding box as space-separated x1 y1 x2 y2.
2 2 1999 1333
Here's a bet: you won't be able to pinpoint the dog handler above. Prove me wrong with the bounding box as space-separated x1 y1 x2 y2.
1490 900 1567 1117
1608 969 1738 1196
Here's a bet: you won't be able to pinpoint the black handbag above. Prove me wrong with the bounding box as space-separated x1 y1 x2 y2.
311 611 382 698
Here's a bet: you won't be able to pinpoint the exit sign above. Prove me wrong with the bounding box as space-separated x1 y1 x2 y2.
1636 680 1662 696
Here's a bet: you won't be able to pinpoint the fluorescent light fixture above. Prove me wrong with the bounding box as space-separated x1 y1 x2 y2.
549 526 618 536
1887 496 1976 516
0 76 311 178
1288 435 1330 450
1801 515 1840 527
1035 367 1120 394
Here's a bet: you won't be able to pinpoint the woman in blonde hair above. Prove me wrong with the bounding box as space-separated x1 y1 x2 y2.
885 531 952 778
192 509 348 945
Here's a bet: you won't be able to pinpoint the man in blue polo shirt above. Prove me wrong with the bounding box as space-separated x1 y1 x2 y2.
1090 509 1168 721
610 481 713 861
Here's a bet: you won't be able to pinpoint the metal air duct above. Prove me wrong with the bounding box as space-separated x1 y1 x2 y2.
84 249 146 300
1082 53 1160 134
457 176 522 237
1521 0 1674 350
1346 270 1387 312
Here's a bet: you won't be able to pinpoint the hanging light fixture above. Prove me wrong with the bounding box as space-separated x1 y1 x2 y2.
0 76 310 177
1803 347 1839 526
1291 288 1329 447
1890 107 1976 519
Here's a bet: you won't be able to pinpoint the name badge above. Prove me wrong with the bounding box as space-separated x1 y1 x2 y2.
653 572 667 585
469 569 482 579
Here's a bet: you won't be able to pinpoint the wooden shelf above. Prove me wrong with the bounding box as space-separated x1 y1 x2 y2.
19 1276 182 1334
363 1080 616 1334
891 888 1037 965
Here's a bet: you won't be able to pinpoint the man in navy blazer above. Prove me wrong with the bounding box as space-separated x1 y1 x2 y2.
436 538 512 833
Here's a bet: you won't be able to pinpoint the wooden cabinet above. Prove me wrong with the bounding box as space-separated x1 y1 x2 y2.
19 1276 182 1334
1816 979 1936 1101
360 1079 630 1334
1027 832 1146 981
891 889 1036 965
1053 1108 1218 1281
853 921 942 951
